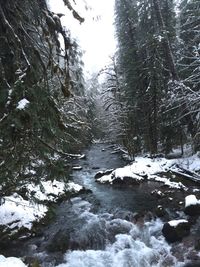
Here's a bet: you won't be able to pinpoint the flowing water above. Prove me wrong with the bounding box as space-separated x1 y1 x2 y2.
9 143 200 266
49 143 184 267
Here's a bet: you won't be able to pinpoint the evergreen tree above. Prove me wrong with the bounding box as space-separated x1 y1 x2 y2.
114 0 177 155
0 0 88 193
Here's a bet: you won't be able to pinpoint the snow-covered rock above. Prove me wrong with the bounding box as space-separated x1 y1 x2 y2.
95 169 113 180
96 156 189 189
162 219 190 243
168 219 188 227
72 166 83 170
0 255 27 267
184 195 200 216
66 182 83 193
0 180 83 232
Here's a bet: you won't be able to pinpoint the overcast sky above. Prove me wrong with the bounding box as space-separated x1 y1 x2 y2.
48 0 116 76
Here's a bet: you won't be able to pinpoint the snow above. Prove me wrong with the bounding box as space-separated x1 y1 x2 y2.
27 180 66 202
0 180 84 267
67 182 83 192
0 180 83 231
168 219 188 227
0 194 47 230
185 194 200 207
16 98 30 110
97 153 200 190
114 165 144 181
0 255 27 267
176 154 200 173
27 180 83 202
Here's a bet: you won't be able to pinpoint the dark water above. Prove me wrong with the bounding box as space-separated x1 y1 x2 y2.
72 143 159 213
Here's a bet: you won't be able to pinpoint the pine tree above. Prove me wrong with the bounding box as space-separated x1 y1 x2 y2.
114 0 178 155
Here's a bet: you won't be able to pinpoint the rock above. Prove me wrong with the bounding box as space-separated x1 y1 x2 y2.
72 166 83 170
184 195 200 216
112 176 140 185
94 169 113 179
185 204 200 216
78 154 86 159
162 219 190 243
92 166 100 170
155 205 166 217
151 189 165 198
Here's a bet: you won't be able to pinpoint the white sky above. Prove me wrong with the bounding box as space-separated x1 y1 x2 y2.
48 0 116 76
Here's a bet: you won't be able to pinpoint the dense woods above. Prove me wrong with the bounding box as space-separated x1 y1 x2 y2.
101 0 200 158
0 1 200 266
0 0 90 193
0 0 199 191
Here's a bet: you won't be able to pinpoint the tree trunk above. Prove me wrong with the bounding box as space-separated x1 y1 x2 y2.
153 0 179 80
153 0 197 143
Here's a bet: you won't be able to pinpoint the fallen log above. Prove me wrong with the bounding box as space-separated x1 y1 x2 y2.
170 166 200 185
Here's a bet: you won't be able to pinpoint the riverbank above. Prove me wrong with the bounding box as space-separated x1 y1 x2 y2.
0 143 200 266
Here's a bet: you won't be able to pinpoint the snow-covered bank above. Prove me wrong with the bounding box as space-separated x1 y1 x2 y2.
96 153 200 189
0 194 47 230
0 180 83 231
0 180 84 267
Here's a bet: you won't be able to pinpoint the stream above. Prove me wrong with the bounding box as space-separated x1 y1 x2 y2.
5 143 200 266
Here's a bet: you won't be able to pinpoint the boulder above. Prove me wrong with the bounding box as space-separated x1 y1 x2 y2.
151 189 165 198
184 195 200 216
162 219 190 243
72 166 83 171
112 176 140 185
185 205 200 216
94 169 113 179
155 205 167 217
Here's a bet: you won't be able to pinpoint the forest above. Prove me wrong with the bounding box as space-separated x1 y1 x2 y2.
0 0 199 191
0 0 200 266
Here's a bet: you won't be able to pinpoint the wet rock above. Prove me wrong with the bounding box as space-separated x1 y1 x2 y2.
185 204 200 216
78 154 86 159
94 169 113 179
184 195 200 216
112 177 140 185
151 189 165 198
155 205 166 217
72 166 83 170
162 220 190 243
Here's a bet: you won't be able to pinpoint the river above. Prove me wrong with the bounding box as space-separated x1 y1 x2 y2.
7 143 200 266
